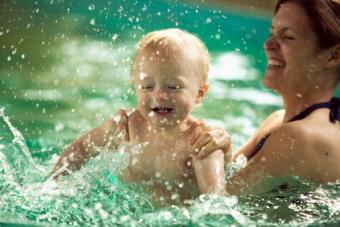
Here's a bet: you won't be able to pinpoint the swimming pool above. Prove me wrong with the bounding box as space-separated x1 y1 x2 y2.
1 0 340 226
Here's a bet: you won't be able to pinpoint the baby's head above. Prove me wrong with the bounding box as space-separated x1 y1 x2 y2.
130 28 210 127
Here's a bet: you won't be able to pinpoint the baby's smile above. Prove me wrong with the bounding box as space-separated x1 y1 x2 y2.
151 106 174 116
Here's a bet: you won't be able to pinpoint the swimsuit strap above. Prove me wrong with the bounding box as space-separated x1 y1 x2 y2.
288 97 340 123
247 97 340 160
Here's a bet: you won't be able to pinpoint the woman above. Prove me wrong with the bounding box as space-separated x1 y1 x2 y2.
199 0 340 194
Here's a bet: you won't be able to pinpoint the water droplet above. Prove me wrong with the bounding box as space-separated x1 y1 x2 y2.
206 17 212 23
88 4 95 11
21 54 25 59
7 56 11 61
140 72 146 80
90 18 95 25
171 193 179 200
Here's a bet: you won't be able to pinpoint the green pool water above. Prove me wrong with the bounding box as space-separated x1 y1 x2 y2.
1 0 340 226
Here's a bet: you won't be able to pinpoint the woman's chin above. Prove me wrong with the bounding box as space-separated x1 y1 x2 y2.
263 77 277 89
263 72 283 90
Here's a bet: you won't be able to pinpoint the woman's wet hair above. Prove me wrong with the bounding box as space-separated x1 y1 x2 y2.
275 0 340 49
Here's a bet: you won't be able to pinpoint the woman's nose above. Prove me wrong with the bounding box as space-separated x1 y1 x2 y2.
264 35 280 51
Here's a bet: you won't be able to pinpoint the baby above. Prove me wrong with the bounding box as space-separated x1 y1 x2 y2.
52 28 230 205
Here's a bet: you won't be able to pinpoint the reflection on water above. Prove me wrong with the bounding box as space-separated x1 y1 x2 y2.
2 0 339 226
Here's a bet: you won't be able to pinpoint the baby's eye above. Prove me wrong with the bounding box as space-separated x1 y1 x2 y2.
140 85 153 90
168 85 182 90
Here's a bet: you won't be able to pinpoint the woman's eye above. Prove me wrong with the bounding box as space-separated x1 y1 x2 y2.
283 36 294 40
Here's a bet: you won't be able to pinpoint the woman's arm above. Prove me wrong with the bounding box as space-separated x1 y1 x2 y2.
226 124 307 195
193 149 226 195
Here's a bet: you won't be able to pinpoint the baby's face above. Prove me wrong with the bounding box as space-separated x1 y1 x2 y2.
133 48 204 128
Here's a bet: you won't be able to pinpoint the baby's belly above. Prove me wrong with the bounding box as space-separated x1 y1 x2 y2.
119 165 197 205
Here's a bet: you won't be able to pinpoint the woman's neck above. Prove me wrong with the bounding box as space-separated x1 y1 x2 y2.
282 90 333 122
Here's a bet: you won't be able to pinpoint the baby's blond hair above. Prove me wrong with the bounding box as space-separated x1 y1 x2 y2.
131 28 210 86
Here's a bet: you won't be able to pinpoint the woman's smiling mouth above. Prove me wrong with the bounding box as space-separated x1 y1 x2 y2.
267 58 285 70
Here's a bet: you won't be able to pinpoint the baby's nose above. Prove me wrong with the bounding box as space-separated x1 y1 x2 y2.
154 89 169 100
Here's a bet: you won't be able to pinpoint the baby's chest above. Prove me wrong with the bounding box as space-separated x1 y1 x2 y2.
128 140 191 181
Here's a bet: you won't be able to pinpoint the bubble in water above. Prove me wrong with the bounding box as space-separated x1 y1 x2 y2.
55 122 64 132
112 34 118 42
88 4 95 11
206 18 212 23
21 54 25 59
90 18 96 25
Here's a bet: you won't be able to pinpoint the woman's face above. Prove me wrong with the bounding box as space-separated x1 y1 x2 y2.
263 2 325 93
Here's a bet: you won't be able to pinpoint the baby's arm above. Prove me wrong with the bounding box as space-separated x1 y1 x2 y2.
51 110 128 178
193 149 226 195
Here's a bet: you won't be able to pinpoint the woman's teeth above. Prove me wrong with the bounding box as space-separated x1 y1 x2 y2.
268 59 284 68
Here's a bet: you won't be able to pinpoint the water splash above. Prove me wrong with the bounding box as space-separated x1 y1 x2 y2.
0 107 34 165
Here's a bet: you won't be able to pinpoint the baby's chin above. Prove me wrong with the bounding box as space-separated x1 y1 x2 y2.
148 115 187 130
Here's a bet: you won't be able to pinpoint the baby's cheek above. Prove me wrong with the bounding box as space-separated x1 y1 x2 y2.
177 99 193 114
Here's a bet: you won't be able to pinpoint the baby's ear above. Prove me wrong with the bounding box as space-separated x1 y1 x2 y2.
325 44 340 69
195 83 209 104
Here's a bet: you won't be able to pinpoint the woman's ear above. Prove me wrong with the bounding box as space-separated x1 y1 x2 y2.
325 44 340 68
195 83 209 104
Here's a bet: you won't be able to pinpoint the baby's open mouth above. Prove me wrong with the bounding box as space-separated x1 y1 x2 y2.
151 107 174 115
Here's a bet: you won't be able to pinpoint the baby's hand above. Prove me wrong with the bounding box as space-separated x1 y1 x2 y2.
188 120 231 160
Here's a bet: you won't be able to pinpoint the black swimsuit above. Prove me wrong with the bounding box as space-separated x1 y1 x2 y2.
247 97 340 160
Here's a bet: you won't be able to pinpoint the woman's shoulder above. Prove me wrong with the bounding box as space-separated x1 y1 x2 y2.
265 116 340 175
284 108 340 145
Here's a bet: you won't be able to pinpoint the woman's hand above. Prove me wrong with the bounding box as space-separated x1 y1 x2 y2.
188 120 231 160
